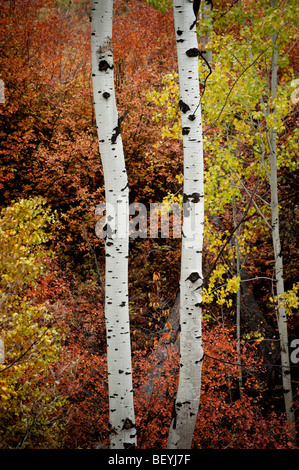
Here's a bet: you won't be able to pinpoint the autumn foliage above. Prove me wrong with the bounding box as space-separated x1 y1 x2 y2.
0 0 298 448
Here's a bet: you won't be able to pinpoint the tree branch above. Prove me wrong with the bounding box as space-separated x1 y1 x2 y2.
203 45 272 133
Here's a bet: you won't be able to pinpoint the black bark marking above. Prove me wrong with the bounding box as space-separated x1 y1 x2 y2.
124 442 136 449
103 223 115 239
182 127 190 135
188 114 196 121
177 29 183 36
183 192 202 203
186 272 200 283
98 60 113 72
190 0 200 30
195 302 203 308
186 48 200 58
111 110 128 144
172 402 178 429
193 0 201 18
193 0 213 23
111 125 120 144
179 99 190 114
103 91 111 99
122 418 135 430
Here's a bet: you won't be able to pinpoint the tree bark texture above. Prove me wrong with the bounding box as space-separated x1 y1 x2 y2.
91 0 136 448
167 0 204 449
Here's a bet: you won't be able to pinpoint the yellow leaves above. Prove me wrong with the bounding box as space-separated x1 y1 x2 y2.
243 331 264 343
226 276 241 294
0 197 55 289
269 283 299 316
147 71 180 140
175 173 183 184
285 283 299 315
203 267 241 308
162 192 183 212
265 111 285 134
0 198 64 436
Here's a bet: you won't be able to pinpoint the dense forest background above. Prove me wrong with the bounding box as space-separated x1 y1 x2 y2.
0 0 298 449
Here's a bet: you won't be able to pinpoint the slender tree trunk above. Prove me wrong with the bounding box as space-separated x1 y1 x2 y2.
268 1 294 425
232 199 243 393
167 0 204 449
91 0 136 449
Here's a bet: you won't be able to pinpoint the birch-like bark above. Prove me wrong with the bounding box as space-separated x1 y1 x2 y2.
268 0 294 425
167 0 204 449
91 0 136 448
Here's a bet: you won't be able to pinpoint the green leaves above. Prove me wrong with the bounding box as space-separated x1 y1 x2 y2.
145 0 172 14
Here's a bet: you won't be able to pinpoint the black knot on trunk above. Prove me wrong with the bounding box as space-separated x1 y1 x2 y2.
186 272 201 283
122 418 135 430
186 48 200 57
183 192 202 203
99 60 113 71
182 127 190 135
179 99 190 114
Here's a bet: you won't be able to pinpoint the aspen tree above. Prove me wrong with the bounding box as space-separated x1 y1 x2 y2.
268 0 294 427
91 0 136 449
167 0 204 449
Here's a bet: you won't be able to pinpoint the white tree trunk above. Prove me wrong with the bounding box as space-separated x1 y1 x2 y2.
167 0 204 449
91 0 136 449
269 3 294 425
